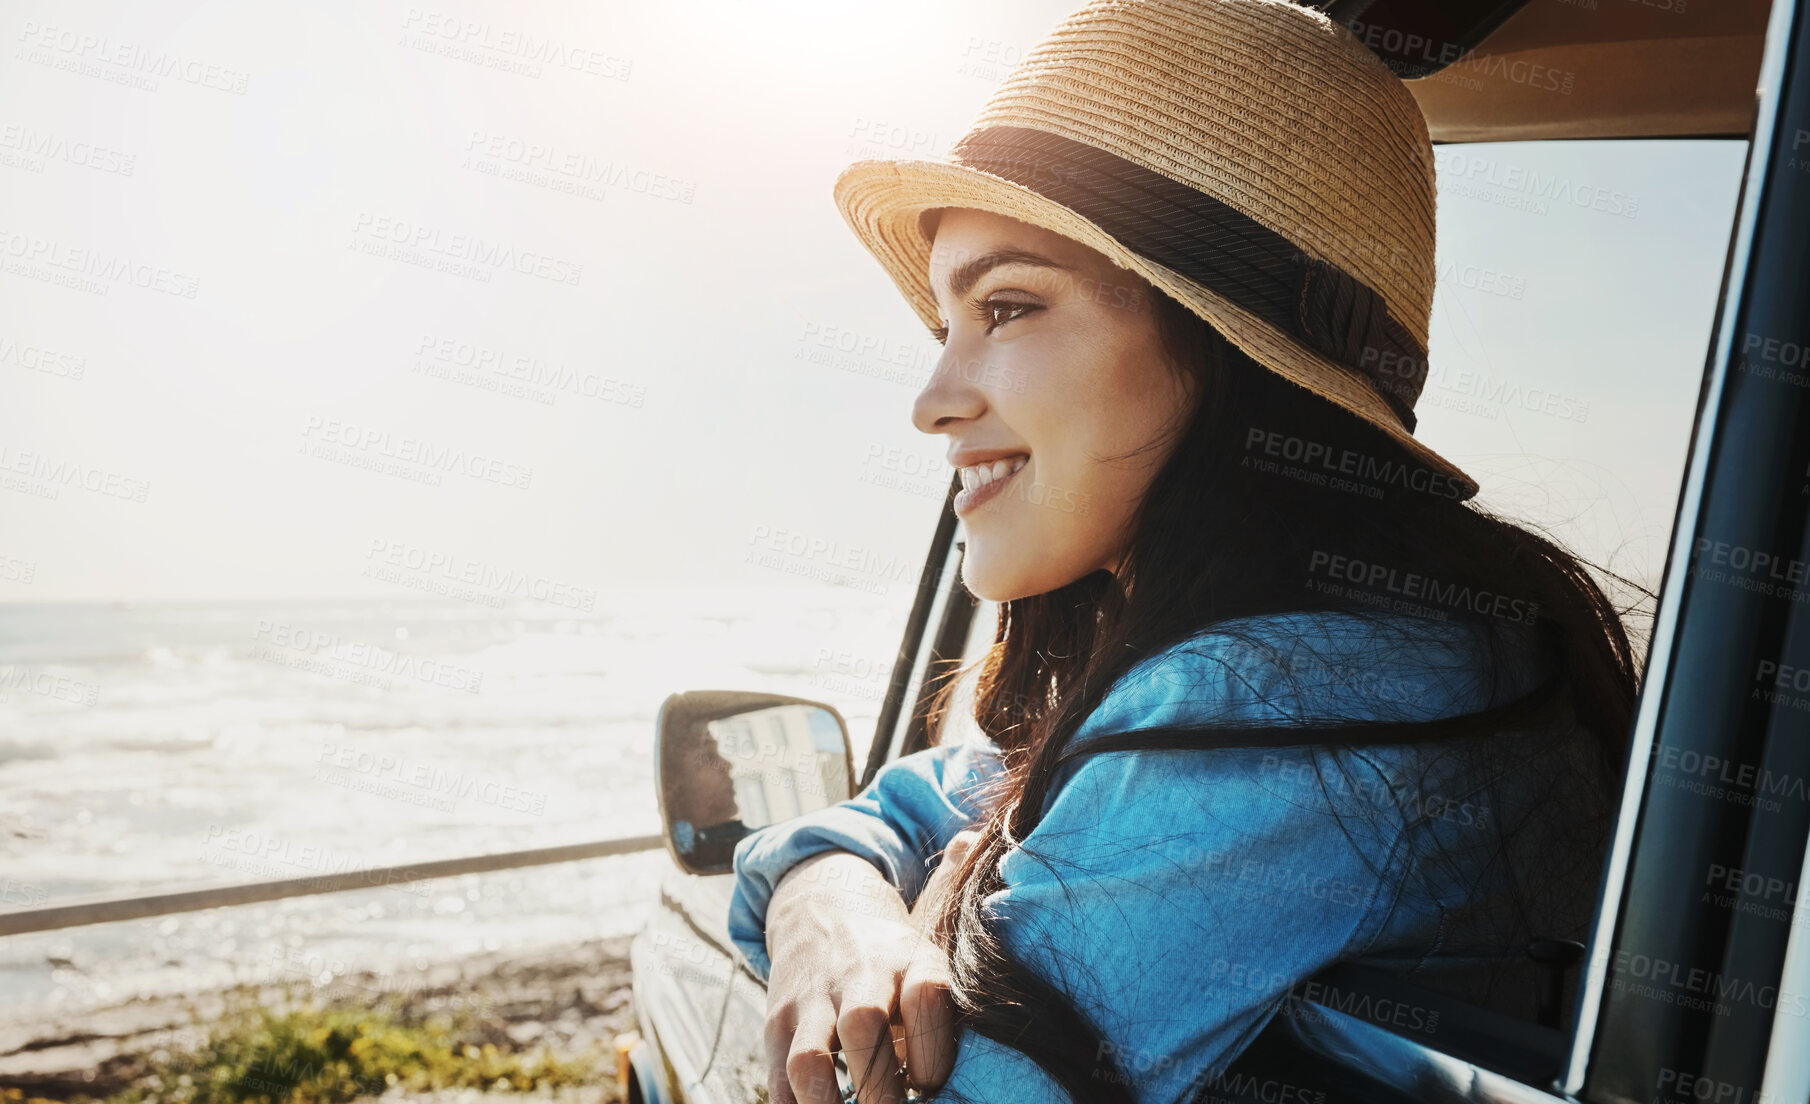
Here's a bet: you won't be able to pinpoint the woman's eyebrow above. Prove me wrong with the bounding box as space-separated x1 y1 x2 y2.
939 249 1073 301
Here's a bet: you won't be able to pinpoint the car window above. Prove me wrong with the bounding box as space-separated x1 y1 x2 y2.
1416 138 1747 664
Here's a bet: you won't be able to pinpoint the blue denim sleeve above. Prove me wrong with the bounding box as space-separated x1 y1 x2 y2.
736 612 1487 1096
727 738 1005 980
919 623 1434 1104
925 742 1406 1104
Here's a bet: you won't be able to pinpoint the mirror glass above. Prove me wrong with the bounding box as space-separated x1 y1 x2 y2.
659 698 851 873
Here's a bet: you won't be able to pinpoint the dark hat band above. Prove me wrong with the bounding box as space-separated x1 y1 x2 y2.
950 126 1428 432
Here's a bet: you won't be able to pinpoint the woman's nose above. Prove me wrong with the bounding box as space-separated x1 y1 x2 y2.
911 346 988 435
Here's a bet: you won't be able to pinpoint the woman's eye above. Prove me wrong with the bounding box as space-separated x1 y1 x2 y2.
978 298 1041 334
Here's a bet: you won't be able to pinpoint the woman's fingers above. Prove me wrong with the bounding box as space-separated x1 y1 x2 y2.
772 1007 843 1104
764 1006 803 1104
838 985 910 1104
761 849 956 1103
894 830 974 1092
899 945 958 1092
913 828 981 925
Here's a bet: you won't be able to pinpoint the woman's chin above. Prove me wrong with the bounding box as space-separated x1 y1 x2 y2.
960 553 1027 603
961 549 1086 603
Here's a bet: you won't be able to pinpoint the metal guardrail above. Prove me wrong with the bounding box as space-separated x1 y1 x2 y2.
0 834 665 938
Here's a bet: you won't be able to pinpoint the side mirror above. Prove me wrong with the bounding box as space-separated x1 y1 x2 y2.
654 690 855 876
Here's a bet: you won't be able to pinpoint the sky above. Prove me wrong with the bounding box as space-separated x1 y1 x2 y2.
0 0 1750 605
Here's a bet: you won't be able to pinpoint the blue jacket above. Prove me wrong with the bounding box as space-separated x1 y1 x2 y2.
728 609 1604 1103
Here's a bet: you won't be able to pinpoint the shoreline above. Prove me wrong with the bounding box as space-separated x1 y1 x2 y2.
0 936 637 1102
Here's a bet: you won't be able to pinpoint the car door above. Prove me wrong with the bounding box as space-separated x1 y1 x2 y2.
629 866 740 1102
627 511 979 1104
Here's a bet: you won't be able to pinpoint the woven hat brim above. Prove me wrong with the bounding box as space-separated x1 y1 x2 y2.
833 157 1480 502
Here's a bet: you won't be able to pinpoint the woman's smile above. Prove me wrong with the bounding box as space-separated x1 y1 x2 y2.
954 453 1029 516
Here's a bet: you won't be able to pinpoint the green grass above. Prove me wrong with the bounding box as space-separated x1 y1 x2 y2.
12 998 610 1104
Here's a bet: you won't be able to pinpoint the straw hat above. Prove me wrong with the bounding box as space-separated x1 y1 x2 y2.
833 0 1478 500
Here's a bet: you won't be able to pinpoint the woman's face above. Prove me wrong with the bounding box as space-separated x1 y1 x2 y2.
914 209 1195 602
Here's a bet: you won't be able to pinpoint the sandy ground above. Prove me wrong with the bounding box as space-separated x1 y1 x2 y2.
0 936 639 1103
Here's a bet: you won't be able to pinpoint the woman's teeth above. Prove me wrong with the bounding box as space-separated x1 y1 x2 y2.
958 455 1027 493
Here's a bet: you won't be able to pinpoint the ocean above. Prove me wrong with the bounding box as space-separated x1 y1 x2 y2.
0 587 907 1024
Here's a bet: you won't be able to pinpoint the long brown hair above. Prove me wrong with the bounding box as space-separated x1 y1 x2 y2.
911 286 1642 1103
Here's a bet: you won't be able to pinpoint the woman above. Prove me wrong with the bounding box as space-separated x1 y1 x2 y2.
728 1 1638 1101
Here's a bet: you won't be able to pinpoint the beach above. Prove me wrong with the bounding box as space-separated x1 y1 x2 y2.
0 586 904 1091
0 933 639 1102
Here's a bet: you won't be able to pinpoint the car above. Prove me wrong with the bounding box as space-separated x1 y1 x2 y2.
620 0 1810 1100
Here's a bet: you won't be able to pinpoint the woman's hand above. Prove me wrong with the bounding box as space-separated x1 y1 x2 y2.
763 834 977 1104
